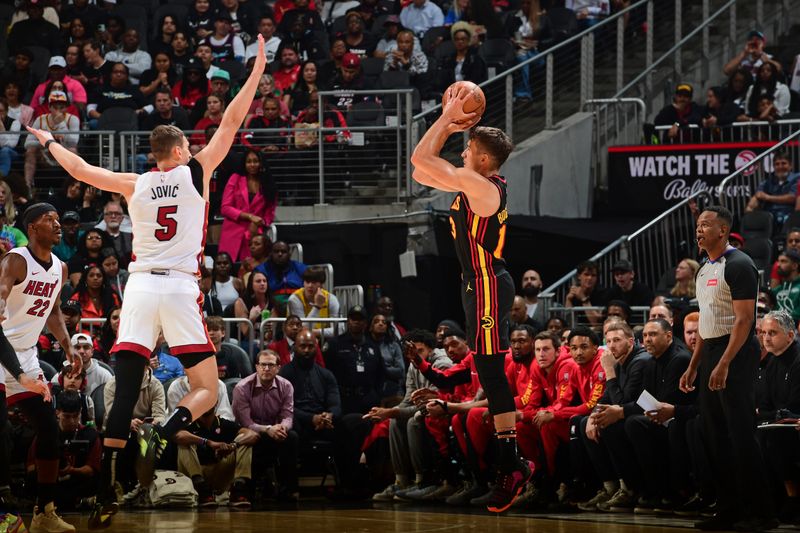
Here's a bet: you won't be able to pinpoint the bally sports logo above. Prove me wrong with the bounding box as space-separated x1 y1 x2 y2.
734 150 758 176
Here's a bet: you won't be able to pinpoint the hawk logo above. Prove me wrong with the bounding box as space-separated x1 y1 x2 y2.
480 315 495 329
451 195 461 211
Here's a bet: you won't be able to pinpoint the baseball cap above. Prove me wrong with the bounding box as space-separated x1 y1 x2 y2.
747 30 766 42
783 249 800 264
216 12 233 22
611 259 634 273
383 14 400 26
348 305 367 320
61 299 82 315
346 10 363 21
48 56 67 69
48 90 68 104
211 69 231 82
729 232 745 247
342 52 361 69
71 332 93 347
675 83 693 97
185 57 204 72
62 211 81 223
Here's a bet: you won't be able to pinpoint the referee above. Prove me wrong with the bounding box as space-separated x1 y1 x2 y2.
679 206 776 532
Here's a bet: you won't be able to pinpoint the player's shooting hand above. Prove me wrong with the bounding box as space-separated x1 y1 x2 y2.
441 86 477 126
25 126 55 147
18 374 51 402
253 34 267 74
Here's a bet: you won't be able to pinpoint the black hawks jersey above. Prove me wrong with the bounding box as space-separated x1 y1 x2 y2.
449 175 509 277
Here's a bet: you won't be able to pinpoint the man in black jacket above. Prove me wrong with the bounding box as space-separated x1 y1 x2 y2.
654 83 703 143
577 321 651 512
756 310 800 524
624 318 694 514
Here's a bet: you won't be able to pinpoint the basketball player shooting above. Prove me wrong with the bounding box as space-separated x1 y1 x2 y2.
410 85 533 512
26 34 267 530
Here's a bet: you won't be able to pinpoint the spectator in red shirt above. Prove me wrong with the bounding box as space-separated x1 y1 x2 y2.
172 58 211 110
69 264 122 320
241 96 292 152
273 46 301 93
190 94 225 148
268 315 325 366
31 79 82 121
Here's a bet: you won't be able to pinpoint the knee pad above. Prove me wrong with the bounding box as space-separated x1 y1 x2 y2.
473 354 515 416
105 351 147 441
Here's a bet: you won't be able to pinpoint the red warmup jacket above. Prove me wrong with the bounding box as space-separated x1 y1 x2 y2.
506 356 536 397
419 351 508 402
516 352 577 423
552 348 607 421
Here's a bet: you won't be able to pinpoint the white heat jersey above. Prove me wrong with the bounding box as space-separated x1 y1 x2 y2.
128 159 208 276
3 247 63 351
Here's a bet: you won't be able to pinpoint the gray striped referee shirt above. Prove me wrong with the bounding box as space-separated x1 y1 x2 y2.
696 247 759 340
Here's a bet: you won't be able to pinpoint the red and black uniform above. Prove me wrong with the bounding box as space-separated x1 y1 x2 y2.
449 175 515 417
533 349 605 476
465 356 534 470
514 351 577 473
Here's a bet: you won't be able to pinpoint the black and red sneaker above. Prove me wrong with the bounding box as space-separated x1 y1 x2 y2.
484 460 535 513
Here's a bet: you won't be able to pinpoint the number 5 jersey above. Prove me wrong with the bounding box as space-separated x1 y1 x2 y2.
128 158 208 277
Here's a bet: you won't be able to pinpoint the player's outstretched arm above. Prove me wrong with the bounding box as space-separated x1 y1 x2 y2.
25 126 137 197
195 34 267 179
411 88 499 216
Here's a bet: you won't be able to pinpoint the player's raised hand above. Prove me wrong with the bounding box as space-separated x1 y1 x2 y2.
253 34 267 74
19 374 51 402
65 346 83 377
25 125 55 147
441 86 477 127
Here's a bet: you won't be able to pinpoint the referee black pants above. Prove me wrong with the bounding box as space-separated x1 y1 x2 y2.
698 335 773 520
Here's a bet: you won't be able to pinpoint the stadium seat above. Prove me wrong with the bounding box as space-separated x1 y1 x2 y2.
433 40 455 63
333 285 364 312
40 360 57 382
298 439 340 487
222 341 254 373
97 361 115 376
111 4 149 50
742 237 773 283
347 100 385 127
27 46 51 86
740 210 774 241
97 107 140 132
360 57 385 84
478 38 515 71
224 377 242 404
218 60 245 83
289 242 303 262
421 26 451 55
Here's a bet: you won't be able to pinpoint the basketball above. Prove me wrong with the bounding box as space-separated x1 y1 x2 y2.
442 81 486 118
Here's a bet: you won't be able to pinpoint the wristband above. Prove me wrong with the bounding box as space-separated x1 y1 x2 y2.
45 139 58 150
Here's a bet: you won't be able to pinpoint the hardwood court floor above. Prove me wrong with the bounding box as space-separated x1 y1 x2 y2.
52 504 800 532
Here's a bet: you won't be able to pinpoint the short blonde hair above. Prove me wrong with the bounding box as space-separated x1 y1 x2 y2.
149 125 185 161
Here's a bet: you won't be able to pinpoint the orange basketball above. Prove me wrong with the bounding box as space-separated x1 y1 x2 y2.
442 81 486 118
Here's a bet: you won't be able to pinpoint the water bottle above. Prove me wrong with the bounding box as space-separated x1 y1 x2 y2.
261 308 271 322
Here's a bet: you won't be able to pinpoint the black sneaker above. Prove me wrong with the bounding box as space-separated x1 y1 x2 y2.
653 498 675 515
674 493 712 517
483 460 535 513
633 496 659 514
700 501 718 518
779 496 800 524
733 516 779 532
695 514 736 531
230 480 252 510
88 501 119 530
135 423 168 487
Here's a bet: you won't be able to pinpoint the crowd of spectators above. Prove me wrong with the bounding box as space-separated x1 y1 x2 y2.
653 30 800 142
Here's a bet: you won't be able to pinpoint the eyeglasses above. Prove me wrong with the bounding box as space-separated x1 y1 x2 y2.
104 212 123 217
86 235 101 240
256 362 278 369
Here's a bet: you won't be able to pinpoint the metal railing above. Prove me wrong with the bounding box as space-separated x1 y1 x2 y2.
718 128 800 221
333 285 365 314
542 127 800 309
259 317 348 347
76 317 256 358
652 120 800 144
548 305 651 329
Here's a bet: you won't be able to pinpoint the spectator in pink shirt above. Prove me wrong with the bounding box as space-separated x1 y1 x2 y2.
29 56 88 116
219 149 278 262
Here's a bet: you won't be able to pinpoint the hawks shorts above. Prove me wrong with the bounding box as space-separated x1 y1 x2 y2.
112 271 215 360
461 269 514 355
